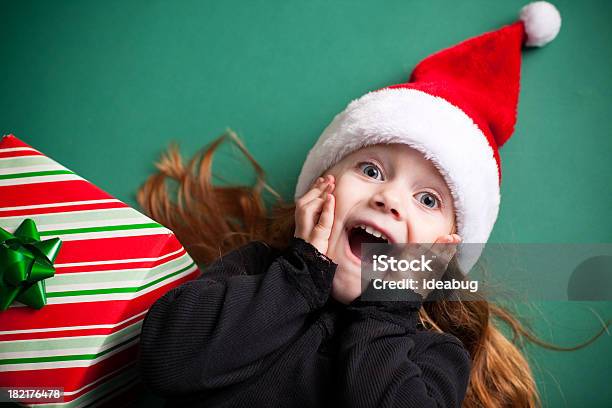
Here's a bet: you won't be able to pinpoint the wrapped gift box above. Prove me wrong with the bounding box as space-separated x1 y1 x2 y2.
0 134 201 407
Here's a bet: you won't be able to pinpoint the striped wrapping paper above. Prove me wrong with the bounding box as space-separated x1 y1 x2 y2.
0 134 202 407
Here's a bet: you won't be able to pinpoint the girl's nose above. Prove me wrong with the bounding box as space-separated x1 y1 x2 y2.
375 200 400 218
371 187 404 220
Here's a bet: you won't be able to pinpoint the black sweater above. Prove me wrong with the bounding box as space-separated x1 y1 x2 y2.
138 237 471 407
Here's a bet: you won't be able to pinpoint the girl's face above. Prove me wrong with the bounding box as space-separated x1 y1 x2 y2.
321 143 456 303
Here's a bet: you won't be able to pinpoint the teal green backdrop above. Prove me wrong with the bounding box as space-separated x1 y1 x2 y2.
1 0 610 406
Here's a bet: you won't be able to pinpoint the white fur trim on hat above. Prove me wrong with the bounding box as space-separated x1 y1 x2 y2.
519 1 562 47
295 88 501 274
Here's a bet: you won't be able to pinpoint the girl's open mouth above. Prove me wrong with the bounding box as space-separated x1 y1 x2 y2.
346 225 389 263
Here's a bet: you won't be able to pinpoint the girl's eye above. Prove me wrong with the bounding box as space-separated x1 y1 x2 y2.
358 162 384 180
415 192 441 209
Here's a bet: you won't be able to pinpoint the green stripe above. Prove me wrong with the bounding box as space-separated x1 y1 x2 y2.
0 169 73 180
0 321 142 354
0 334 139 365
49 254 191 287
40 222 162 236
47 262 196 297
1 207 145 229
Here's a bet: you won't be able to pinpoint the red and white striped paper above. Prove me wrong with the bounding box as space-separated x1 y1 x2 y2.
0 134 201 407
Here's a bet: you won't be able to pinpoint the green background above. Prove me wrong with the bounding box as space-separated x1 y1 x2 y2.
1 0 610 406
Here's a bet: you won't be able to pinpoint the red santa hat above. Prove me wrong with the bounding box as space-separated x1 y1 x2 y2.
294 1 562 274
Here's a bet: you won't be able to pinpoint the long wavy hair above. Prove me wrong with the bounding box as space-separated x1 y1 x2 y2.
137 129 609 408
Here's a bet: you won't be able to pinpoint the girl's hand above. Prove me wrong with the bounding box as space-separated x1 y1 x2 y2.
294 175 336 256
385 233 462 299
334 233 461 305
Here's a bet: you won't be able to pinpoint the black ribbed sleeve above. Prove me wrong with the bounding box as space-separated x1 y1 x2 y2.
138 237 337 398
336 283 472 407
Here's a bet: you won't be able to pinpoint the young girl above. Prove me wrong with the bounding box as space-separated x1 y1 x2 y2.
139 140 469 407
137 3 606 407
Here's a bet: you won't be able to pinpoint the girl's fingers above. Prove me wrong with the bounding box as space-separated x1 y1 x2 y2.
310 193 335 254
297 187 331 228
430 234 461 252
295 175 336 255
427 234 461 274
298 182 327 205
296 197 324 235
317 193 335 232
298 176 332 206
298 181 334 224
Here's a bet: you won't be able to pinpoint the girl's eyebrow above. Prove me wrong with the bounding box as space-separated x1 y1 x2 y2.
358 149 386 162
399 162 453 202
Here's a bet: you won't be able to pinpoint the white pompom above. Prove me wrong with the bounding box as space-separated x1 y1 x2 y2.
519 1 562 47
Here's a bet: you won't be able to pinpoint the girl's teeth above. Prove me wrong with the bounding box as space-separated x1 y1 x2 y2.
357 224 388 242
365 226 380 238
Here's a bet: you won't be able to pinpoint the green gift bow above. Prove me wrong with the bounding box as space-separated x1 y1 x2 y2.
0 219 62 311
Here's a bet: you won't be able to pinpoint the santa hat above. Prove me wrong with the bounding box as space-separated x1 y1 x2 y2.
294 2 562 275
